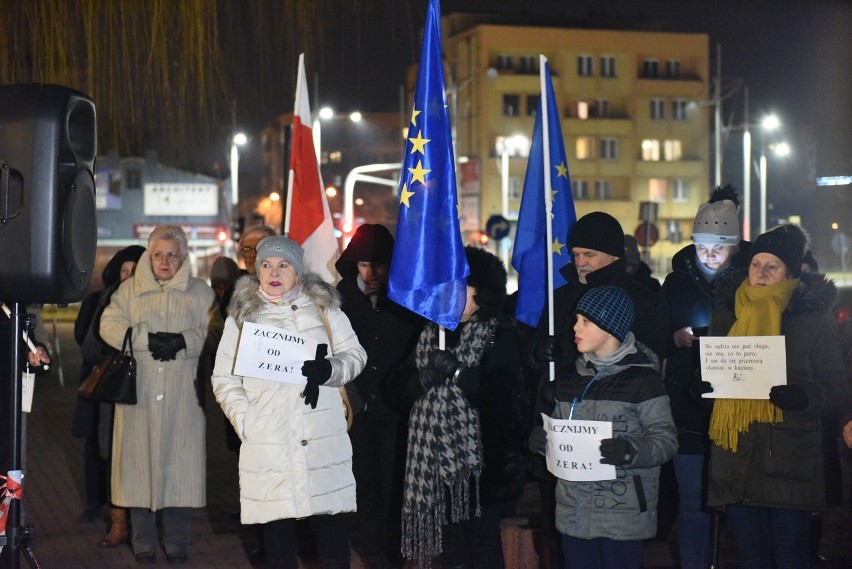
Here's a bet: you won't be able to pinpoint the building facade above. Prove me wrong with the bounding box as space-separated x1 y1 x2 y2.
92 151 231 287
442 16 710 272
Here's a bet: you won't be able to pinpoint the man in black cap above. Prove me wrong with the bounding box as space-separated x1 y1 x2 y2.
530 211 668 369
335 224 423 569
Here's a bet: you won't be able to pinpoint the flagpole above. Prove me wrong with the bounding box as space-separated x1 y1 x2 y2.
540 55 556 382
283 54 305 238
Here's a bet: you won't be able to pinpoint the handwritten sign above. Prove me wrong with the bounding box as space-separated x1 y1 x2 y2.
233 322 319 385
699 336 786 399
541 414 615 481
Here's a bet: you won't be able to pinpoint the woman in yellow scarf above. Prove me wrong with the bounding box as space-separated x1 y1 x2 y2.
702 224 847 569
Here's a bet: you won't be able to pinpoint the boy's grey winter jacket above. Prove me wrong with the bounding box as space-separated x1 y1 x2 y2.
211 274 367 524
543 341 677 541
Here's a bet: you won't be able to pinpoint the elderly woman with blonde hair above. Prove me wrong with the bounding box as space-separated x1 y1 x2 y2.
100 224 214 565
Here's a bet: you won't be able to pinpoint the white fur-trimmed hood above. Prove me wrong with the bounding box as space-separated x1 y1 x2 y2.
228 272 341 326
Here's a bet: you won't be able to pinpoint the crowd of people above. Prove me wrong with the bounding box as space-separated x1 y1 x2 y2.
65 185 852 569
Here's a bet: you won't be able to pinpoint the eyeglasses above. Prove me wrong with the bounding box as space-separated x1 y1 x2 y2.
152 251 182 264
241 247 257 257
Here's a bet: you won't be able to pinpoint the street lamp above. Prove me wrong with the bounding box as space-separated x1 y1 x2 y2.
496 134 530 266
758 115 780 235
314 107 362 162
230 132 247 224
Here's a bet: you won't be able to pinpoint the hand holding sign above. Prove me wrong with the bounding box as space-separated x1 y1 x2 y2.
301 344 330 409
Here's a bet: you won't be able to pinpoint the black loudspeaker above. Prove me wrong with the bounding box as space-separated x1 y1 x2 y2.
0 84 97 304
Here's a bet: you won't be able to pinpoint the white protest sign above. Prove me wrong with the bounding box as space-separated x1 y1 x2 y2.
699 336 786 399
542 414 615 481
233 322 319 385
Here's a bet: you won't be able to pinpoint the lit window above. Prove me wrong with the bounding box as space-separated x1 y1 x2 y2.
642 59 660 78
649 178 667 202
642 139 660 161
578 54 594 77
595 179 612 200
672 99 689 121
600 55 616 78
663 140 682 161
328 150 342 163
600 138 618 161
672 179 690 202
576 137 595 160
503 94 520 117
650 98 666 120
572 179 589 200
576 100 589 120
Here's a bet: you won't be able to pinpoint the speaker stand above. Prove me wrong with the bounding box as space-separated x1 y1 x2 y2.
0 303 40 569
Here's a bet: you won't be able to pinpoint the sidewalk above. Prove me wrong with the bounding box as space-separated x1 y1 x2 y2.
7 321 852 568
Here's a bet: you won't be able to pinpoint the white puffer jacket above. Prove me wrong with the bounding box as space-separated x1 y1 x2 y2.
212 273 366 524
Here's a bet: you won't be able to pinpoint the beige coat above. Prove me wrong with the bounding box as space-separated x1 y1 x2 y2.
212 274 366 524
100 251 214 510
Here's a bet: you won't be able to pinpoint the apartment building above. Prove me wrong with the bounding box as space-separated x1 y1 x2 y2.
442 15 710 269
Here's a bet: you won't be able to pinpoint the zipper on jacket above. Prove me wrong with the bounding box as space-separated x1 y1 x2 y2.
568 397 577 420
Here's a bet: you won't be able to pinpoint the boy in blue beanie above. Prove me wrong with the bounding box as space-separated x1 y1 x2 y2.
532 286 677 569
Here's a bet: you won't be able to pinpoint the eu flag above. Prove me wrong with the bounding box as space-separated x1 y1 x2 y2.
388 0 468 330
511 59 577 327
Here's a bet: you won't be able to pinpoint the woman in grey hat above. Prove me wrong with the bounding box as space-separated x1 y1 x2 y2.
212 235 366 569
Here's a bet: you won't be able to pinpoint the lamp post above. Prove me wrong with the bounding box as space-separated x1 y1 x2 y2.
758 115 781 234
314 106 362 162
497 134 530 266
230 132 247 217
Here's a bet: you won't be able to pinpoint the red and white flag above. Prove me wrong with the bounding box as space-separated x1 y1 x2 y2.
285 53 339 283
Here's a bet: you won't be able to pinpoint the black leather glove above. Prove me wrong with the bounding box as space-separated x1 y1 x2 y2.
301 344 331 409
689 380 714 403
600 438 635 466
528 426 547 455
769 385 809 412
531 335 562 365
426 350 460 380
148 332 186 361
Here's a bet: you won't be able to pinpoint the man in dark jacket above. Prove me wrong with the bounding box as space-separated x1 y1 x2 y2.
661 186 749 569
335 224 423 569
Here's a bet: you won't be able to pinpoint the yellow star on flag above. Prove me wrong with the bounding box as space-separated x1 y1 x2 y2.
399 183 415 208
408 160 430 186
410 106 421 127
552 237 566 255
555 162 569 178
409 130 431 155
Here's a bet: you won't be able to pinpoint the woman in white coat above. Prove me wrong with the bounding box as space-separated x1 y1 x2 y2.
212 236 366 569
99 225 214 565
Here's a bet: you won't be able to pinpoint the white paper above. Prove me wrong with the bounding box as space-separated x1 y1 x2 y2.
233 322 319 385
21 371 34 413
542 414 615 481
699 336 786 399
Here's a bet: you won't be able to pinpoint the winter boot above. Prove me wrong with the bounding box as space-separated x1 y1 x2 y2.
99 506 128 547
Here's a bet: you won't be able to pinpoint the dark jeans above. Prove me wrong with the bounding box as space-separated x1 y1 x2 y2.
441 503 505 569
673 453 711 569
726 504 810 569
561 535 643 569
263 514 350 569
130 507 193 555
349 412 405 566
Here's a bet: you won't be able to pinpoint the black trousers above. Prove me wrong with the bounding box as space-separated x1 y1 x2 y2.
441 503 506 569
349 411 407 565
263 514 350 569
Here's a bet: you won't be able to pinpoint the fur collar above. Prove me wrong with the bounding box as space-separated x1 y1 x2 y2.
227 272 341 325
132 250 191 294
716 270 837 316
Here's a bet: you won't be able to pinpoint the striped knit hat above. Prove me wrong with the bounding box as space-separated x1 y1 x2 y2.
576 286 635 342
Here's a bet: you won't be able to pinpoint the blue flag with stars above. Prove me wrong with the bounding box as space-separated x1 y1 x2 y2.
388 0 469 330
511 60 577 327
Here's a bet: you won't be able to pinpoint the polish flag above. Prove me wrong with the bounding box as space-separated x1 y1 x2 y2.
285 53 339 283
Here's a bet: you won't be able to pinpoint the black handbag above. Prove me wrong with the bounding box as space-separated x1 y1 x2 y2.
91 328 137 405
